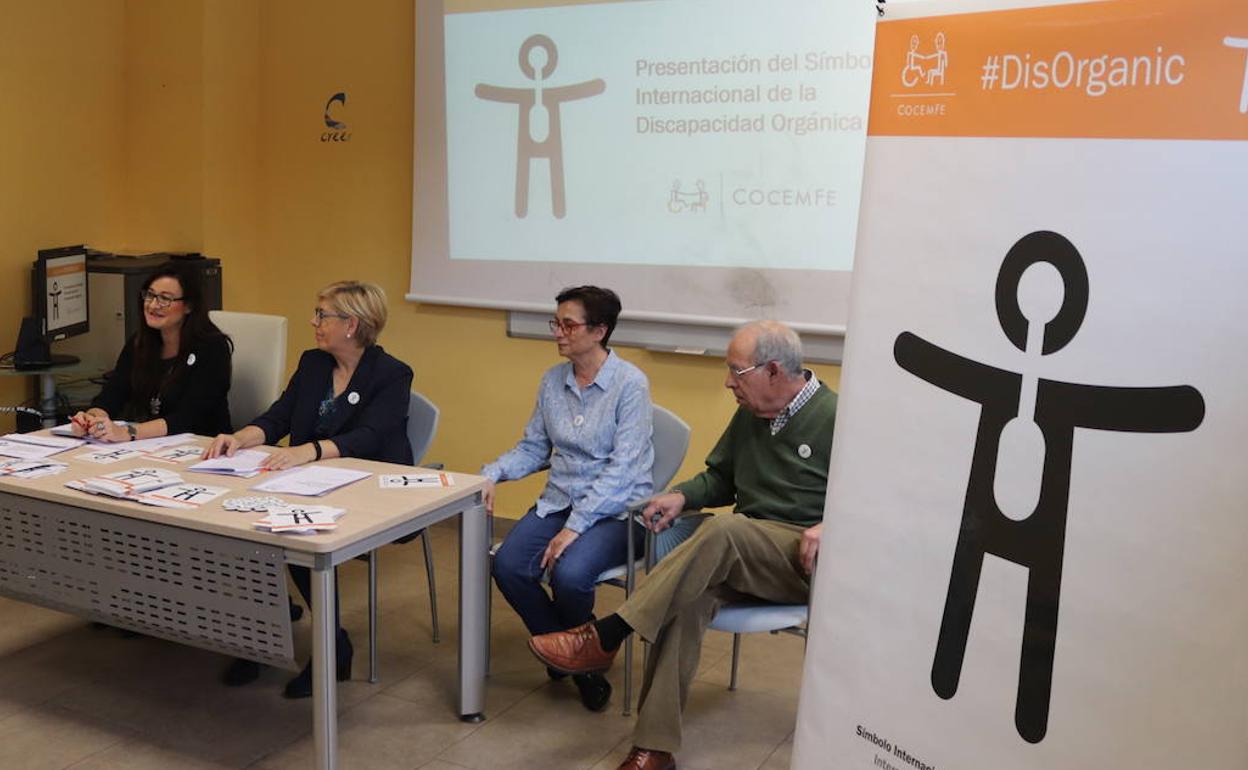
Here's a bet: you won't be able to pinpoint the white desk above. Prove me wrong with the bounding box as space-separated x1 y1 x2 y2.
0 438 489 770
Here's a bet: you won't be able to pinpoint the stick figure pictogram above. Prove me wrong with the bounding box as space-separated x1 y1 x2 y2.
475 34 605 218
894 230 1205 743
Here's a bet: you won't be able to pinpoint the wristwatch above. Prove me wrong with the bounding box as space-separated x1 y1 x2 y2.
126 424 137 441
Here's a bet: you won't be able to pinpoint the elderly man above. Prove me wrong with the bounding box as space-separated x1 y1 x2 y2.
529 320 837 770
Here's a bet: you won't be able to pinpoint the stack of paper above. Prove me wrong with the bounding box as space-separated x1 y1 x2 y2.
120 433 199 453
379 472 455 489
188 449 270 478
147 445 206 464
253 504 346 534
252 466 371 497
50 425 198 453
77 446 148 465
68 467 183 499
0 433 84 460
131 483 229 510
0 459 70 479
66 468 229 509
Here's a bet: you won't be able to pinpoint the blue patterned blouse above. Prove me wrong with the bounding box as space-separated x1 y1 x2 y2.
482 350 654 534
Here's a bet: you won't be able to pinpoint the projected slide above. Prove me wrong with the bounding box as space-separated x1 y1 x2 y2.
444 0 872 272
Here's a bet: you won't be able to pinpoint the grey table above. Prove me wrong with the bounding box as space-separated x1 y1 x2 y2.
0 444 489 770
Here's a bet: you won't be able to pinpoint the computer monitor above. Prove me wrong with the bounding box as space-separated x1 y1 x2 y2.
15 245 90 369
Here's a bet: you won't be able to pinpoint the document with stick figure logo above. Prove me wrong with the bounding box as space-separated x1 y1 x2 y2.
794 2 1248 769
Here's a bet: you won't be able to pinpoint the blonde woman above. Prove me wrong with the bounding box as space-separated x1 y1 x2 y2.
207 280 413 698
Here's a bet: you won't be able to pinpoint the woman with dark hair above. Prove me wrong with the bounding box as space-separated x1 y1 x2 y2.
485 285 653 712
70 262 232 440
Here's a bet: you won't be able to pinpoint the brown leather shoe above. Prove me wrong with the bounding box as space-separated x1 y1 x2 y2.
616 747 675 770
528 622 617 674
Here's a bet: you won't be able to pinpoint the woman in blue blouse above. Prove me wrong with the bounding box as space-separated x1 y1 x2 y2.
485 286 653 712
206 280 412 698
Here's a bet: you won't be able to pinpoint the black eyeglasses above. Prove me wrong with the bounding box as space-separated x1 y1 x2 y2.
141 290 184 309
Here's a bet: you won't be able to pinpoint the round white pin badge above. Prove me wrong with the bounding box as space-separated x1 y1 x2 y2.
348 391 360 405
186 353 196 366
797 443 812 459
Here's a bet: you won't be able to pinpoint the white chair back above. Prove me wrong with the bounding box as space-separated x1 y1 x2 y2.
208 310 288 428
407 392 440 465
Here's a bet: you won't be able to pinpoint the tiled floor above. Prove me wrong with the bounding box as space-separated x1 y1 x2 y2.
0 522 804 770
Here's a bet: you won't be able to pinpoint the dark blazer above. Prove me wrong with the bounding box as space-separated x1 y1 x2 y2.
250 345 413 465
92 333 233 436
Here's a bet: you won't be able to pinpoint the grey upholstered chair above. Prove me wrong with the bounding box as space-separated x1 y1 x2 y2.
363 391 441 682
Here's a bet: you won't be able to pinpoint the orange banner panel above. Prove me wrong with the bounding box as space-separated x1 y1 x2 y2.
870 0 1248 140
46 262 85 278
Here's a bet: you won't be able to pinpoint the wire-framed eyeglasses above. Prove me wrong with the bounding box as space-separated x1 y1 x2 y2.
727 362 765 378
312 308 351 326
548 318 591 335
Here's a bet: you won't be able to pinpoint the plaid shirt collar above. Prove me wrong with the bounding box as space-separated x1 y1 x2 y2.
770 370 820 435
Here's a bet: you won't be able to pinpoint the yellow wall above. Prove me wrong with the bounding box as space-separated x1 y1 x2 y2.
0 1 127 430
10 0 840 517
124 0 265 309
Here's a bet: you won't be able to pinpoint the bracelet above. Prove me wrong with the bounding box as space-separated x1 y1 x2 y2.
312 440 322 461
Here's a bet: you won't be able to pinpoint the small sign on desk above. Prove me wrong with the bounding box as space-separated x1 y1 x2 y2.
380 473 454 489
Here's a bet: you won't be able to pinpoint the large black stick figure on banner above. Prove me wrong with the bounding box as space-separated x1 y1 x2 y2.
893 231 1204 744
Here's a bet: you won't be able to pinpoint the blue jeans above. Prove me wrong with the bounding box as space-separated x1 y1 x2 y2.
493 507 643 636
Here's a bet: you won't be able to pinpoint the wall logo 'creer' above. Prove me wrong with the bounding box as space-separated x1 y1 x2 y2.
893 230 1205 744
475 34 605 219
322 92 352 143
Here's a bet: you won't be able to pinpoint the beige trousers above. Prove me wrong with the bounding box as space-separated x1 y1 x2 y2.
615 512 810 753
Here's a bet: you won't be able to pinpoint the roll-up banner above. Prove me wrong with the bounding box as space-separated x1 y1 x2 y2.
795 1 1248 768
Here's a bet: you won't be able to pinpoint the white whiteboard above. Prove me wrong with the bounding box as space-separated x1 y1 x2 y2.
409 0 877 336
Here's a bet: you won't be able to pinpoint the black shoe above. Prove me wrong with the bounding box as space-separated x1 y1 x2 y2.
546 666 569 682
222 658 261 686
283 632 353 699
573 672 612 712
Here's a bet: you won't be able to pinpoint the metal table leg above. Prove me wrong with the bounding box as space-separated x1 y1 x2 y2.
458 497 488 722
368 550 379 683
312 560 338 770
38 373 58 428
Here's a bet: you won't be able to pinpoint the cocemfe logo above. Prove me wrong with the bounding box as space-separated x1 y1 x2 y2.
901 32 948 88
667 179 708 214
322 92 352 143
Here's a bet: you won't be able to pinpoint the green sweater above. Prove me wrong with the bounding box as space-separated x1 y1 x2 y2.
673 384 837 528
